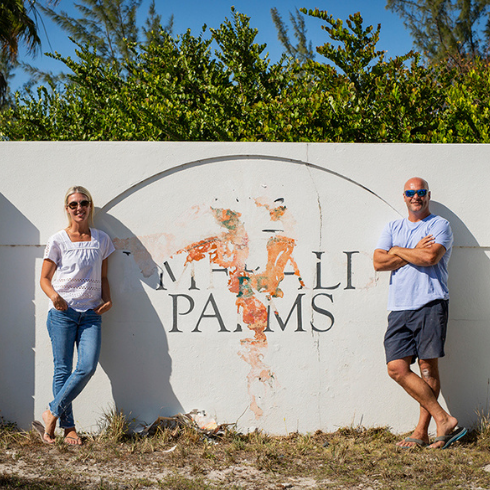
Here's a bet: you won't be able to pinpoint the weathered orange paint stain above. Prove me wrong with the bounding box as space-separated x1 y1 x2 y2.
251 236 305 298
256 201 287 222
178 203 302 419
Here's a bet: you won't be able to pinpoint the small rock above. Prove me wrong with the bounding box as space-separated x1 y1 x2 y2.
483 464 490 472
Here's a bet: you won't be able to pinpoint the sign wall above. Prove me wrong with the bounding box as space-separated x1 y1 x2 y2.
1 143 489 434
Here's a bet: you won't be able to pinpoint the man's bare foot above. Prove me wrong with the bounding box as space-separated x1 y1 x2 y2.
396 430 429 448
396 436 429 448
64 428 82 445
429 415 458 449
41 410 57 444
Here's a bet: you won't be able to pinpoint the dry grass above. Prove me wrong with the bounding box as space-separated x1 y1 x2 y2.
1 411 490 489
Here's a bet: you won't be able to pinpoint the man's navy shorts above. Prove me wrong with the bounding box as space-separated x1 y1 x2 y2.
384 299 449 364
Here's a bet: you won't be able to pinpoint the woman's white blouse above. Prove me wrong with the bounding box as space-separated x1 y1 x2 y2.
44 228 115 311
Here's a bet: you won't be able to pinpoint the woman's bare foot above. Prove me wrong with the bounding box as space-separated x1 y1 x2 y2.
64 428 82 445
41 410 57 444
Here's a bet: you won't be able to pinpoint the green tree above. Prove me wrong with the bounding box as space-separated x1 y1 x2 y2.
0 9 288 140
142 0 173 44
0 0 40 60
301 8 441 142
0 0 41 106
271 7 315 63
2 8 490 143
0 54 15 107
386 0 490 63
40 0 142 67
22 0 175 85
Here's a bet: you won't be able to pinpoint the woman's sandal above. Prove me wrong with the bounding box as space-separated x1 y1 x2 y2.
64 428 82 445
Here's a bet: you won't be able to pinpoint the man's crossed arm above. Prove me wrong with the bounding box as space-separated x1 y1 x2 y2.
373 235 446 272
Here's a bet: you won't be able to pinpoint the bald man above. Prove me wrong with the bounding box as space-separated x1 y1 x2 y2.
374 177 466 449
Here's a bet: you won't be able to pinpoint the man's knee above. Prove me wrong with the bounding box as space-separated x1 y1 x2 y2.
418 358 439 380
387 358 411 383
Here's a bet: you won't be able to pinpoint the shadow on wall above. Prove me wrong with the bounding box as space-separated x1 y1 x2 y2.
431 202 490 428
0 194 41 427
95 211 183 428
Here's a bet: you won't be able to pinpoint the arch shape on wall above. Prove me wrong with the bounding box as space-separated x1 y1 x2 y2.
99 154 400 215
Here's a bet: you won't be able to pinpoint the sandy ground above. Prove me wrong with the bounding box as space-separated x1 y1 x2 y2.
0 444 343 489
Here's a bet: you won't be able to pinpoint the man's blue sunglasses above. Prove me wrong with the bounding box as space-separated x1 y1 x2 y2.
405 189 428 197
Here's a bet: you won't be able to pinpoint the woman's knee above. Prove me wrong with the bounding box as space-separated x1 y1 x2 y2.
53 364 72 378
76 360 98 379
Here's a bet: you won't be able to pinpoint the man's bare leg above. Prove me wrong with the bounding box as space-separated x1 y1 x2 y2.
42 410 58 444
397 407 432 447
388 357 457 448
396 358 439 447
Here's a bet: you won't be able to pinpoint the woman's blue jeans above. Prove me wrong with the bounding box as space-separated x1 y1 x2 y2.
47 307 102 429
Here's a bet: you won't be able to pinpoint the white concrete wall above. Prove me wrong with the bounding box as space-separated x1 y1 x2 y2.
1 142 489 435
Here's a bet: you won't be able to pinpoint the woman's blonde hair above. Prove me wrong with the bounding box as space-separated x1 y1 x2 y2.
64 186 94 225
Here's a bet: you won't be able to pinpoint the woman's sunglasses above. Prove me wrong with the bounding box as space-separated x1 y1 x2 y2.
67 200 91 209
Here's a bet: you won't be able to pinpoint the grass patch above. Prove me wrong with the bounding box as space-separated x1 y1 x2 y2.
1 411 490 489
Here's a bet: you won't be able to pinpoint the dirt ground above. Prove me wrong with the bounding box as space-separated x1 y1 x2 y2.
1 423 489 489
0 441 340 489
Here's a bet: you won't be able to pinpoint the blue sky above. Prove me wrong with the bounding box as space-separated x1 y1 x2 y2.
12 0 415 91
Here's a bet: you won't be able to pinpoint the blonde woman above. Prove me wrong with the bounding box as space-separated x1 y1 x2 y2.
36 186 114 445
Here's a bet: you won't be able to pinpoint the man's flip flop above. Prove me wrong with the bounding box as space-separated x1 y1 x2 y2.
32 420 55 445
433 427 468 449
398 437 428 448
